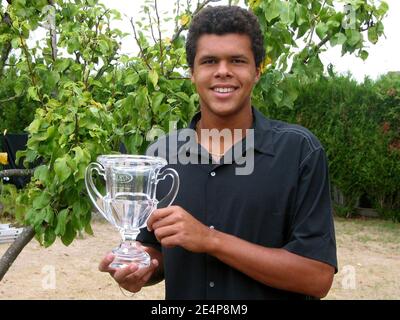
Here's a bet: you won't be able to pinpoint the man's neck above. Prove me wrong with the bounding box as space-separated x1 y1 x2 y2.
197 105 253 132
196 105 253 159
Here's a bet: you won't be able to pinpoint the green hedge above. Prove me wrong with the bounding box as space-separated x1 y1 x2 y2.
262 73 400 222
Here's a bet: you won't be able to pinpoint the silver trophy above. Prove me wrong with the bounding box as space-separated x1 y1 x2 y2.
85 155 179 269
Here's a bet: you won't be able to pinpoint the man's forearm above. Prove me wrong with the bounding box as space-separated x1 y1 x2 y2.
206 229 335 298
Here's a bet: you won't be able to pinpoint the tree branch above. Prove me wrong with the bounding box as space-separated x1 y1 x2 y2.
171 0 221 43
0 226 35 282
0 12 12 78
47 0 57 62
0 169 35 178
129 17 152 70
303 35 331 64
154 0 164 75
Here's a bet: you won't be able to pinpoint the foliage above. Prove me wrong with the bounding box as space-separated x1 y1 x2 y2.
263 73 400 222
248 0 389 110
0 0 392 248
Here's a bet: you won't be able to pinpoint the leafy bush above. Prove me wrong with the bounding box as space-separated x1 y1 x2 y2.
263 73 400 221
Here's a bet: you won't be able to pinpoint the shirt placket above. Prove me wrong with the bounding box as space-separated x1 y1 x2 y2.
204 163 223 299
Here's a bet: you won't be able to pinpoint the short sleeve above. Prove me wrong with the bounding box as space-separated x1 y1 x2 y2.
283 147 338 272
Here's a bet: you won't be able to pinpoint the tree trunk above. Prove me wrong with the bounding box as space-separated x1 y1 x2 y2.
0 169 35 178
0 226 35 281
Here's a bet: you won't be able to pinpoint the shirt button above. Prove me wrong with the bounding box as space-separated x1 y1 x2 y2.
209 281 215 288
210 171 216 177
209 225 215 229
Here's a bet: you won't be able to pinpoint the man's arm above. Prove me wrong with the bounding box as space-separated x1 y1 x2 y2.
206 228 335 298
148 206 335 298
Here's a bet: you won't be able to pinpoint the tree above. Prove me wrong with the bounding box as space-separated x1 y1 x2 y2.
0 0 389 281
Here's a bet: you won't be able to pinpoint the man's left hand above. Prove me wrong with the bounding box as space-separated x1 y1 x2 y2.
147 206 215 253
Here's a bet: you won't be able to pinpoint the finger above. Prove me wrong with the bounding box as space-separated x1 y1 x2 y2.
123 259 160 292
140 259 159 283
113 263 140 283
147 207 175 230
154 224 179 242
151 212 180 230
158 233 182 248
98 253 116 273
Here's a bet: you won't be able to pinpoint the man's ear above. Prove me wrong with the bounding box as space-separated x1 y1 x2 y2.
190 68 195 83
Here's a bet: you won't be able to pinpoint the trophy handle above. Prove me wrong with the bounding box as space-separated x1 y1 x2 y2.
156 168 180 208
85 162 109 222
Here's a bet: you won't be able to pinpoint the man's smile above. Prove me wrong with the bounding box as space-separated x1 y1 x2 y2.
211 85 239 96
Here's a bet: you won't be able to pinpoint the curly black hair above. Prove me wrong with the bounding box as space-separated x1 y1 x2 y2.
185 6 265 69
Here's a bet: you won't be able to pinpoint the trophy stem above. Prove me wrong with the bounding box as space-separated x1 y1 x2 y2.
110 231 151 269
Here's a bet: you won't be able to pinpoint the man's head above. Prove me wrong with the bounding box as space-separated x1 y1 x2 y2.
185 6 265 70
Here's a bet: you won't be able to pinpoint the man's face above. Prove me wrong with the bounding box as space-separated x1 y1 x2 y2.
191 33 260 118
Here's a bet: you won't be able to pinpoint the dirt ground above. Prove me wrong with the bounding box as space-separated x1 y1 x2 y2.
0 217 399 300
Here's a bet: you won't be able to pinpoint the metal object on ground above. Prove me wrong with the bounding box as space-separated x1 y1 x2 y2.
0 224 23 244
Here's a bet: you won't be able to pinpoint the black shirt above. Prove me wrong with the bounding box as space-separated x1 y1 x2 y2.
138 107 338 300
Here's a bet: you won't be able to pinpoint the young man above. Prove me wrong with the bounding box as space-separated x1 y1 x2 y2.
99 5 337 299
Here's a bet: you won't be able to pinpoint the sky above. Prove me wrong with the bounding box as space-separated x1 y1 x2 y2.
99 0 399 82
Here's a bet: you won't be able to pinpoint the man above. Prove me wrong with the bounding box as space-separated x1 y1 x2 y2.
99 5 337 299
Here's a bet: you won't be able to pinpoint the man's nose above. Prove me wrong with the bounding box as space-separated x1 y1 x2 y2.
215 61 232 78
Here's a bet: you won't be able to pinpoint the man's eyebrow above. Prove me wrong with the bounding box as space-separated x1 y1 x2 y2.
198 54 249 60
198 55 218 60
231 55 249 60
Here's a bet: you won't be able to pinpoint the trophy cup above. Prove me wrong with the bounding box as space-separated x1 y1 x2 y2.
85 155 179 269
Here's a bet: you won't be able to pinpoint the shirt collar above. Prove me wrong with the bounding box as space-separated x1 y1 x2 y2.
187 107 275 157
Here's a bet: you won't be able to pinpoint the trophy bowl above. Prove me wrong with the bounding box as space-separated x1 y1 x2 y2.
85 155 179 269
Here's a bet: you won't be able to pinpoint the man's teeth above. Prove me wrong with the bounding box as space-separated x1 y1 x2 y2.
213 87 235 93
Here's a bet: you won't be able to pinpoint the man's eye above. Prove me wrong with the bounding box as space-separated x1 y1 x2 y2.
232 59 246 64
202 59 216 64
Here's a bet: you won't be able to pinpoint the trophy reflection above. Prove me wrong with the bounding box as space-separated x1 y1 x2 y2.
85 155 179 269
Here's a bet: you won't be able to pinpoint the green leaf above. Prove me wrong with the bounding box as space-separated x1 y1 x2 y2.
152 92 165 113
11 37 21 49
54 156 72 183
359 50 369 61
46 71 60 90
43 205 55 225
330 33 347 46
85 222 94 236
14 80 26 96
271 88 283 106
368 26 378 44
44 227 56 247
98 40 109 53
316 23 328 40
55 59 70 72
295 4 309 26
27 86 41 102
55 208 69 236
32 192 51 210
149 69 159 88
34 165 50 182
264 0 281 22
280 1 295 25
124 73 139 86
377 1 389 16
61 222 76 246
174 92 190 103
28 118 42 134
346 29 362 46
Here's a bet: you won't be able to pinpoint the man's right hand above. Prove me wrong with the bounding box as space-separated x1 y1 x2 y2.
99 253 159 293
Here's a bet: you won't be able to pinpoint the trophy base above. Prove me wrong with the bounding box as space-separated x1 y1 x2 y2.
110 241 151 269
